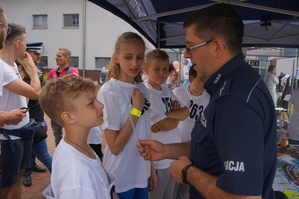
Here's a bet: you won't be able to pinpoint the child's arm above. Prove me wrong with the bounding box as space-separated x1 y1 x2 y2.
104 88 145 155
149 162 157 191
166 106 189 121
166 100 189 121
153 118 179 131
152 100 189 131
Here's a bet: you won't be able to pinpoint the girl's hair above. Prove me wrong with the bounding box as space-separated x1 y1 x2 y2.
143 49 169 69
15 58 41 79
107 32 145 83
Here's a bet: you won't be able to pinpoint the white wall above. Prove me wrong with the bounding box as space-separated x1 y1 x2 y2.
276 58 298 77
1 0 155 71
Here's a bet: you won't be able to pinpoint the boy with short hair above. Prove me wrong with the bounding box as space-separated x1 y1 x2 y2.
39 75 115 199
143 49 189 199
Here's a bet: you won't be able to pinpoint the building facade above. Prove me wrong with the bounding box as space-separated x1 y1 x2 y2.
1 0 155 80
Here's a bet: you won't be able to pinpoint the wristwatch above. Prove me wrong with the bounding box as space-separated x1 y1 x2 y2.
182 163 196 184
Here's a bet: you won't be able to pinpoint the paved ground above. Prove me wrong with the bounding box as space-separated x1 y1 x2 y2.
21 115 55 199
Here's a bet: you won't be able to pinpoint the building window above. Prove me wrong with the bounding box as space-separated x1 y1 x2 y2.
33 15 47 28
64 14 79 28
70 57 79 68
95 57 111 69
40 56 48 67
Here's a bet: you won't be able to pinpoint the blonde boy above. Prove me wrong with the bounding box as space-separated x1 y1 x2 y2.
143 49 189 199
39 75 115 199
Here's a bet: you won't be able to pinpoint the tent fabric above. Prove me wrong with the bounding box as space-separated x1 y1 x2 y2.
89 0 299 48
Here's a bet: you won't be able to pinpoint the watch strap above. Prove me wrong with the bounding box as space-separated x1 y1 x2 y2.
182 163 196 184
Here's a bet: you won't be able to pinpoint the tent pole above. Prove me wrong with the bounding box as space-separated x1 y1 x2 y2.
82 0 87 77
157 22 160 48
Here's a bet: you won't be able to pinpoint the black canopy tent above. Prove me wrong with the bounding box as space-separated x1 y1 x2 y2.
88 0 299 49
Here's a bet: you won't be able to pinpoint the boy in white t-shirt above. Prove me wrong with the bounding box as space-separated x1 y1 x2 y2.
143 49 189 199
39 75 115 199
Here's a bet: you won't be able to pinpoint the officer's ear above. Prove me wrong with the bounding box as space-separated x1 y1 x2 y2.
213 39 226 59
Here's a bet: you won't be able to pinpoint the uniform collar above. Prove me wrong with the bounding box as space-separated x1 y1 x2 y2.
204 53 245 95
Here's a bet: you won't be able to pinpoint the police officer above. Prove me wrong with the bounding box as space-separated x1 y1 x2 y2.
137 3 277 199
26 42 45 85
22 42 47 187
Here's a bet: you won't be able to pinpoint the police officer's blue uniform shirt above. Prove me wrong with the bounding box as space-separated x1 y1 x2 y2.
190 53 277 199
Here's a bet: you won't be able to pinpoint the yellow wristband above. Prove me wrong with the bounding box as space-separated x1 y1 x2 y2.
130 108 142 117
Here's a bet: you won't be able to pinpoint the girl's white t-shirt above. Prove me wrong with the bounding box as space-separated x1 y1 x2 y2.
87 126 102 145
98 78 151 193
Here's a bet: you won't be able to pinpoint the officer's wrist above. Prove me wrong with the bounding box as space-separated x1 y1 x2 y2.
182 163 196 184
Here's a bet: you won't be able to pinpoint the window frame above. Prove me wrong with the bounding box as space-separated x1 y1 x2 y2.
33 14 48 29
63 14 79 28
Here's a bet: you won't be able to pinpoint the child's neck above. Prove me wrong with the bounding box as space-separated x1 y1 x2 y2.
64 133 96 159
148 82 162 90
189 86 204 96
117 74 135 84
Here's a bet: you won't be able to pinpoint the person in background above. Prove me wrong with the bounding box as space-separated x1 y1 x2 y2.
0 23 41 199
182 59 192 88
99 65 109 85
286 82 299 145
169 70 180 90
143 49 189 199
172 65 210 199
87 81 103 160
264 65 279 105
16 59 52 187
0 8 25 128
22 42 47 185
166 63 174 89
47 48 79 146
26 42 44 85
0 7 26 196
138 3 277 199
40 75 115 198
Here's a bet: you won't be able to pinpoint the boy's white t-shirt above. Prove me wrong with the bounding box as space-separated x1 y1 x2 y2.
87 126 102 145
145 83 183 169
173 87 210 142
0 59 29 140
45 139 115 199
98 78 151 193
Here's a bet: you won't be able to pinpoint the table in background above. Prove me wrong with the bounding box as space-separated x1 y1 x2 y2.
274 145 299 198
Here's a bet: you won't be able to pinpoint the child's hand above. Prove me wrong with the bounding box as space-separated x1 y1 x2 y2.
151 124 160 133
171 100 181 111
131 87 145 111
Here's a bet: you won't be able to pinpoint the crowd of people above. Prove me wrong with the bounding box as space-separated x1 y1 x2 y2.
1 2 298 199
